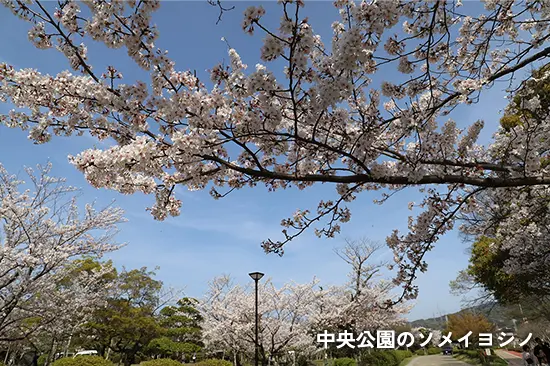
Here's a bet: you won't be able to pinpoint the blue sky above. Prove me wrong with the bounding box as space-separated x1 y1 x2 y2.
0 1 513 321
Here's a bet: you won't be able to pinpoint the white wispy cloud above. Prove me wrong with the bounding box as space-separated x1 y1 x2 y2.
127 209 284 244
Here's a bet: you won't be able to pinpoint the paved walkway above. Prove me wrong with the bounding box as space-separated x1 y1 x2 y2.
506 351 523 358
408 355 470 366
496 349 524 366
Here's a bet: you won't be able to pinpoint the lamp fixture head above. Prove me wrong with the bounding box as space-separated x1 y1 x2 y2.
249 272 264 281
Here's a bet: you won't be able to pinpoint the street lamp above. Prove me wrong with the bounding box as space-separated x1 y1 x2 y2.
249 272 264 366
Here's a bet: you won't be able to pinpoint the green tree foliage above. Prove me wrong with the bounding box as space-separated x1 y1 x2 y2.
158 298 202 346
85 267 165 366
452 234 548 304
463 236 527 303
58 258 117 289
500 63 550 132
146 298 203 360
444 312 495 346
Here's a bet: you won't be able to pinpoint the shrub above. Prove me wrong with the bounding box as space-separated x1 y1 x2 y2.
297 354 312 366
414 349 426 356
359 350 412 366
466 350 479 358
195 359 233 366
140 359 183 366
379 352 395 365
51 356 114 366
393 350 413 360
427 348 440 355
359 352 382 366
455 348 507 366
38 354 47 366
384 351 399 366
333 358 356 366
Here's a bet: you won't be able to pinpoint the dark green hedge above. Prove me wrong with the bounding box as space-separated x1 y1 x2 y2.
358 349 413 366
140 359 183 366
195 359 233 366
454 348 507 366
51 356 114 366
395 350 413 359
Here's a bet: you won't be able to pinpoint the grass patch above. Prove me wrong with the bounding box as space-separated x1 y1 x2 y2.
454 352 481 365
398 356 417 366
312 360 331 366
453 349 508 366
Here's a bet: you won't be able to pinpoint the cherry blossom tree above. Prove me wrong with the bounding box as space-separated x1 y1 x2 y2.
334 238 389 301
2 0 550 303
201 241 410 364
315 239 410 335
201 275 320 366
451 63 550 305
411 328 441 348
3 258 118 366
310 281 410 336
0 162 124 342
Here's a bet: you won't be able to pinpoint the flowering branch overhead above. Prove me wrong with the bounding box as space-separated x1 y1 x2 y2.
2 0 550 304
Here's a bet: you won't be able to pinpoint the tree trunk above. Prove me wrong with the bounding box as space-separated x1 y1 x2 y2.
125 343 141 366
106 338 114 360
47 340 58 366
4 344 10 365
124 352 135 366
64 333 73 357
235 351 242 366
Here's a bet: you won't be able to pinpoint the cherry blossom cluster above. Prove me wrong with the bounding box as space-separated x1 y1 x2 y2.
312 281 411 334
0 162 124 341
201 276 321 358
2 0 550 303
200 273 409 358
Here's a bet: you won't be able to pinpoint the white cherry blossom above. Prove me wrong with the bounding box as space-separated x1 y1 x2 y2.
0 163 124 341
1 0 550 304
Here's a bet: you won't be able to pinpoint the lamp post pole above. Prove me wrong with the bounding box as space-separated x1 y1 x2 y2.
249 272 264 366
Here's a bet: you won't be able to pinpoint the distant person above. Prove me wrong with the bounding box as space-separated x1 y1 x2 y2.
524 345 536 366
534 338 550 366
